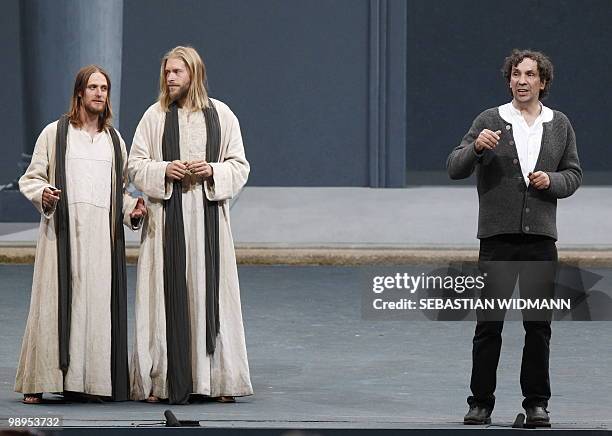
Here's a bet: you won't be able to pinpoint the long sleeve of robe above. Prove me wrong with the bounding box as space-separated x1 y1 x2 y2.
15 121 137 396
127 99 253 400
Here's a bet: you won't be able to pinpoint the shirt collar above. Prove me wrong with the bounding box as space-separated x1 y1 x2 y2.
498 101 553 124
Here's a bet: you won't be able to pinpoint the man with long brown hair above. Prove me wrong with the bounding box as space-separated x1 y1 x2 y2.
16 65 146 403
128 46 253 404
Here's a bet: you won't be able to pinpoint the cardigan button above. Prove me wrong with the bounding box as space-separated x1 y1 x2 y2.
506 125 512 130
525 226 530 232
509 140 515 145
513 158 518 164
525 208 530 213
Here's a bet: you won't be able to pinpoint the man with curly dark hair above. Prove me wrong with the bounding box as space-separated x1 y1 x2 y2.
447 49 582 427
502 49 554 99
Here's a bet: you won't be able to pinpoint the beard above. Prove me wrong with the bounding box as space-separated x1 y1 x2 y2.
83 101 106 116
169 83 190 103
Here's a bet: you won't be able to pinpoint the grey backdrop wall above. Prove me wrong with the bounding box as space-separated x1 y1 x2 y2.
0 0 25 185
121 0 407 187
405 0 612 185
1 0 610 190
121 0 374 186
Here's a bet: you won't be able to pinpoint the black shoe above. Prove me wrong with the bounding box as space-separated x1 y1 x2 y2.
464 405 492 425
525 406 551 428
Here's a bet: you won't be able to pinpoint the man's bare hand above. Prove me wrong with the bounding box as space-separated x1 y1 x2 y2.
528 171 550 190
166 160 188 181
475 129 502 152
130 198 147 219
42 187 61 210
186 160 213 179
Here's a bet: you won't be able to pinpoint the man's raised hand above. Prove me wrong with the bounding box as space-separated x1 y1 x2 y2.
475 129 502 152
42 187 61 210
186 160 213 179
528 171 550 190
130 198 147 219
165 160 188 181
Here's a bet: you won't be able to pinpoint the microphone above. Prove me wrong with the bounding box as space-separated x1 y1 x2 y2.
512 412 525 428
164 409 181 427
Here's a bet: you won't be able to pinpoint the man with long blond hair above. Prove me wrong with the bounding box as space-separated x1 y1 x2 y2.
15 65 146 404
128 46 252 404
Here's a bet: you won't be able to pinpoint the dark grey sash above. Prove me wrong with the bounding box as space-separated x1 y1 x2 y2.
54 115 129 401
162 101 221 405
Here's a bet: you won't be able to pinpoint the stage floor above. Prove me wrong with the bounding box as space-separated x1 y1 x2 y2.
1 265 611 432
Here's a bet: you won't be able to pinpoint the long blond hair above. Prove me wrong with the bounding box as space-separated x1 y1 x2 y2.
67 65 113 131
158 46 209 111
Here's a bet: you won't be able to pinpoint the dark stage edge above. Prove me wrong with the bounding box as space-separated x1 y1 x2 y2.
3 426 611 436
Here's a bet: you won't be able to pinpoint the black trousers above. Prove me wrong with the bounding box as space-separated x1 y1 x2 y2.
467 234 557 410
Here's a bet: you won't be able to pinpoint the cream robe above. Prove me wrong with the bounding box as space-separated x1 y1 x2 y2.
128 99 253 400
15 122 138 396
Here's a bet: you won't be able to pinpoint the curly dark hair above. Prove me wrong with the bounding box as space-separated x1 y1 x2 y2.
501 49 554 99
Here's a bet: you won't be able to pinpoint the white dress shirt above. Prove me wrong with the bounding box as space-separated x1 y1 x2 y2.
498 101 554 186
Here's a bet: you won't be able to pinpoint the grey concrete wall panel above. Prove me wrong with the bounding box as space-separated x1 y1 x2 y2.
2 0 610 198
368 0 408 187
21 0 123 157
122 0 387 186
405 0 612 184
0 0 25 185
1 0 124 221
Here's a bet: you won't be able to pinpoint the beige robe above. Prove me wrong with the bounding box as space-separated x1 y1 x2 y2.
128 99 253 400
15 121 138 396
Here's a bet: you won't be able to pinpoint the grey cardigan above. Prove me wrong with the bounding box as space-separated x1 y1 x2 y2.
447 107 582 240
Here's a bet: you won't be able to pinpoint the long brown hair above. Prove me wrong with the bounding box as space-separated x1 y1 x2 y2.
158 46 209 112
67 65 113 131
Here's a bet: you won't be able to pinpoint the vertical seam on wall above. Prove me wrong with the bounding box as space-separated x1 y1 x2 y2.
404 0 409 186
379 0 388 188
368 0 381 187
368 0 389 187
